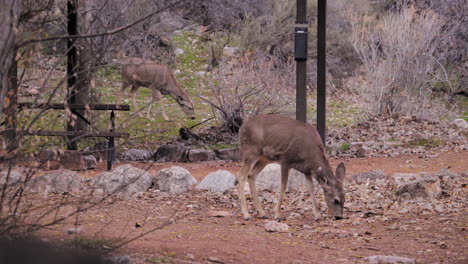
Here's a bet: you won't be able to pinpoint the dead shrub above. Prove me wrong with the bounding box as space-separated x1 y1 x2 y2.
349 5 452 117
201 56 295 134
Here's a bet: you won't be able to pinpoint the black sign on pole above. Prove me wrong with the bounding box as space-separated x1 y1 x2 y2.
295 0 308 123
317 0 327 145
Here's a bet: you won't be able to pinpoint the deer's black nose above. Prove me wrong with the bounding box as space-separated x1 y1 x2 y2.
334 216 343 220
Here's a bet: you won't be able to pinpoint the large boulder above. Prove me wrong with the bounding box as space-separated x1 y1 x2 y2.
256 164 307 192
351 170 388 184
92 164 152 195
197 170 236 192
121 149 152 162
153 144 187 162
154 166 197 193
395 177 442 200
28 170 82 194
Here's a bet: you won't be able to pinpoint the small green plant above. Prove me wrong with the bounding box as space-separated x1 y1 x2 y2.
340 142 351 151
408 138 441 148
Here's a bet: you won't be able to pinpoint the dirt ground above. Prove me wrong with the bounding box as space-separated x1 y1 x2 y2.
38 151 467 264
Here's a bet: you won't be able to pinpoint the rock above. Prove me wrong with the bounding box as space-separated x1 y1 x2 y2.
28 170 82 194
122 149 152 162
207 210 232 217
155 166 197 193
0 169 22 187
265 220 289 233
256 164 306 191
67 227 82 234
174 48 184 55
223 46 240 57
153 144 186 162
395 177 441 200
92 164 152 195
197 170 236 192
364 255 415 264
92 140 115 163
187 149 216 162
83 155 97 169
351 170 387 184
106 255 134 264
147 11 187 35
451 118 468 129
215 148 240 161
59 150 87 171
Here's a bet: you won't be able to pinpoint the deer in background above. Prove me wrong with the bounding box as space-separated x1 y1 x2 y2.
120 57 195 120
238 114 346 221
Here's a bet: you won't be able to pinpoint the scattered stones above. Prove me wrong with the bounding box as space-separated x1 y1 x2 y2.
364 255 415 264
187 149 216 162
215 148 240 161
28 170 82 194
153 144 187 162
92 164 152 195
197 170 236 192
351 170 388 184
265 220 289 233
154 166 197 193
122 149 152 162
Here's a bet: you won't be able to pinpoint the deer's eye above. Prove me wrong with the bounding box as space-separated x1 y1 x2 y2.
334 199 340 205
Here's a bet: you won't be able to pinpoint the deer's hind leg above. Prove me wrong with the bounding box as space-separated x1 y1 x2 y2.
247 159 268 219
238 157 267 220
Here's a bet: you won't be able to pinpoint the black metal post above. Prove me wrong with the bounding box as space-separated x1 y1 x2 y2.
295 0 308 123
107 111 115 171
67 0 78 150
317 0 327 144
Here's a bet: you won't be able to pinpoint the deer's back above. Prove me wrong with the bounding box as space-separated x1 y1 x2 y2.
240 115 326 167
121 57 175 88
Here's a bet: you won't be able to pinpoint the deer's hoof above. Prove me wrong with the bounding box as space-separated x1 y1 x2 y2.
275 217 285 222
258 215 269 219
243 216 253 221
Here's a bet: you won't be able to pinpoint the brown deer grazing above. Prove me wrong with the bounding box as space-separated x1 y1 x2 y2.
238 115 346 220
120 57 195 120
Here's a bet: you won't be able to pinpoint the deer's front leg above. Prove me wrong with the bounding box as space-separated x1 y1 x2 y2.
305 173 321 220
150 88 169 121
274 164 290 220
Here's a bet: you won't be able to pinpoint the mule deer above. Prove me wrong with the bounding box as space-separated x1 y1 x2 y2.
120 57 195 120
238 115 345 220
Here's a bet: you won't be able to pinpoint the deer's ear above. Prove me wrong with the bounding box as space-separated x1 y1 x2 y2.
335 162 346 182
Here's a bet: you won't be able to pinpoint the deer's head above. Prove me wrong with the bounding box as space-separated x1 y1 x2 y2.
175 92 195 120
317 162 346 220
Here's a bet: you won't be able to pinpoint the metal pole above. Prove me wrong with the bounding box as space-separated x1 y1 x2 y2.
295 0 308 123
317 0 327 144
67 0 78 150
